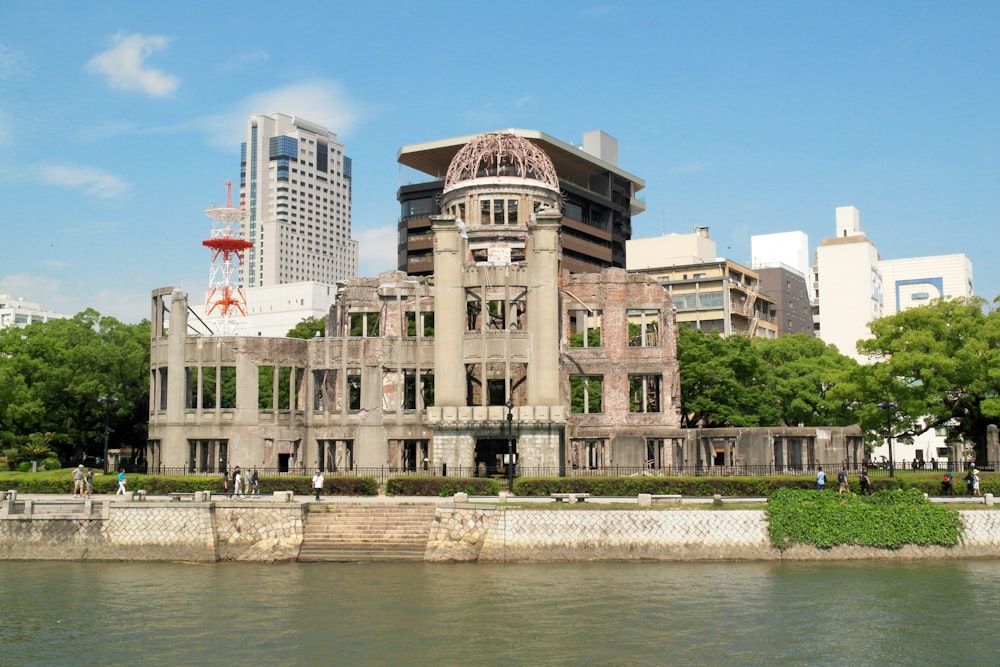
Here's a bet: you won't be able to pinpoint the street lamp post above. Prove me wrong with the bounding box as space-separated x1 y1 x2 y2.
877 400 899 477
98 395 119 474
505 399 515 493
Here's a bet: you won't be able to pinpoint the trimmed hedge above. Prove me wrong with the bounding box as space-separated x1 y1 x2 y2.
512 472 997 497
0 473 378 496
766 487 963 549
386 476 501 496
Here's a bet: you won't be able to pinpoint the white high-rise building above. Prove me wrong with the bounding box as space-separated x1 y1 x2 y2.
813 206 883 362
239 113 359 288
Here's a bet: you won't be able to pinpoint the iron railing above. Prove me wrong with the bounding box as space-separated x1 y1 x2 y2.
139 462 988 486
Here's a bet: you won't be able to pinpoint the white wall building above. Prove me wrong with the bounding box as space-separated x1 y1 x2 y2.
812 206 884 362
880 254 973 315
0 294 68 329
751 231 813 301
239 113 359 289
190 282 338 338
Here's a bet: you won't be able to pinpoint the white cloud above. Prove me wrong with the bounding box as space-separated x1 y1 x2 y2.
356 224 399 276
0 273 68 311
37 163 131 199
198 80 369 149
86 32 179 97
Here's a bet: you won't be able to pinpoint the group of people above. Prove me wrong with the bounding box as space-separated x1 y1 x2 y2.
942 468 982 496
815 466 874 495
221 467 260 498
71 465 94 497
817 465 987 497
70 466 128 496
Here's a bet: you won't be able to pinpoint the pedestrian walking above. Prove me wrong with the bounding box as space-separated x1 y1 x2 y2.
233 467 243 498
859 468 872 496
838 467 849 495
972 469 981 496
312 469 324 501
115 468 127 496
84 468 94 498
250 468 260 495
72 465 85 496
940 471 955 496
816 467 826 491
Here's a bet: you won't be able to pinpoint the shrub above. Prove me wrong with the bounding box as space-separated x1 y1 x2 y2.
386 476 500 496
766 487 962 549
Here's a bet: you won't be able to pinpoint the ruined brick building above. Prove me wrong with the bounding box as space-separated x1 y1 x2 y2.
147 131 861 476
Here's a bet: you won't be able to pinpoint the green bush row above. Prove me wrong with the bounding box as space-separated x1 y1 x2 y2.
385 476 501 496
766 488 963 549
511 473 995 497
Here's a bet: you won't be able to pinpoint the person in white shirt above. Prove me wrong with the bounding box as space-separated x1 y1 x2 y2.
312 470 324 501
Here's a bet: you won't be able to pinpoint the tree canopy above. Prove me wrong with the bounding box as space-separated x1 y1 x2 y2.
0 310 149 467
286 316 326 339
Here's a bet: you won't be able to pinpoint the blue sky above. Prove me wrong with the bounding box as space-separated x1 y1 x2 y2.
1 0 998 323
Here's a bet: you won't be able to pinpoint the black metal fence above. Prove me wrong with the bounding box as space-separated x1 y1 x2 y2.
138 462 989 487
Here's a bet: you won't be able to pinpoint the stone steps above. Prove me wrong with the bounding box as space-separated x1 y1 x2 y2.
298 504 438 562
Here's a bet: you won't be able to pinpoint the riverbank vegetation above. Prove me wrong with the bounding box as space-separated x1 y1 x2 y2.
766 488 963 549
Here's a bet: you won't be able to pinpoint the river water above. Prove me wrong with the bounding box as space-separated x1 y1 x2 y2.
1 559 995 666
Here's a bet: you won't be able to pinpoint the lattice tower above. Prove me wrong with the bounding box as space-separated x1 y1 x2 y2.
202 182 253 335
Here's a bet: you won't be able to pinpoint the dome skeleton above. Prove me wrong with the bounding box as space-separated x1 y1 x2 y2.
444 131 560 193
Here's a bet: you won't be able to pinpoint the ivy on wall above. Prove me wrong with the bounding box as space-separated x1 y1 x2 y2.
766 488 963 549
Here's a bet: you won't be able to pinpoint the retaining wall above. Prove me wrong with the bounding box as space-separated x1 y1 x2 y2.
0 498 303 562
425 507 1000 562
2 497 999 563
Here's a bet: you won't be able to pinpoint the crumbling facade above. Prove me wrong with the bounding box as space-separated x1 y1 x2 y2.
147 131 860 477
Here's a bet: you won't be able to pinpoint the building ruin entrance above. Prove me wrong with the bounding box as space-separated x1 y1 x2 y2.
475 437 516 477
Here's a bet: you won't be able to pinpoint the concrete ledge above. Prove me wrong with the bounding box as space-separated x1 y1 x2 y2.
550 493 590 503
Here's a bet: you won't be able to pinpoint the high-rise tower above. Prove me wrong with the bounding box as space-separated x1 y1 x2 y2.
239 113 359 288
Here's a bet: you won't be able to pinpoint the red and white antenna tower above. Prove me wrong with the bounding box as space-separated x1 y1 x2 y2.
202 182 253 335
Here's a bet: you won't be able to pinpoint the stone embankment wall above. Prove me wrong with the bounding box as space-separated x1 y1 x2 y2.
0 499 302 562
425 507 1000 562
2 497 1000 563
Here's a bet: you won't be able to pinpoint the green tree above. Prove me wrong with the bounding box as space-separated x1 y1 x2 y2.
756 333 858 427
677 327 780 427
286 316 326 339
0 310 150 465
847 297 1000 460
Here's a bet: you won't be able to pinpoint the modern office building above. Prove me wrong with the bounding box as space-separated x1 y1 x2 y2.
396 129 645 276
0 294 68 329
239 113 358 289
880 254 973 315
627 228 779 338
149 131 860 477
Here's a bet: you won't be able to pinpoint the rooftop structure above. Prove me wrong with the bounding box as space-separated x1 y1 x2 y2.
397 129 645 276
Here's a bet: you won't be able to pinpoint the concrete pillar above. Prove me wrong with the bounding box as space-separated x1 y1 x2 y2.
526 208 562 406
432 216 466 406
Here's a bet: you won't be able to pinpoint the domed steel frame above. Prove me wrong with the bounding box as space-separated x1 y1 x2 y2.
444 131 560 194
